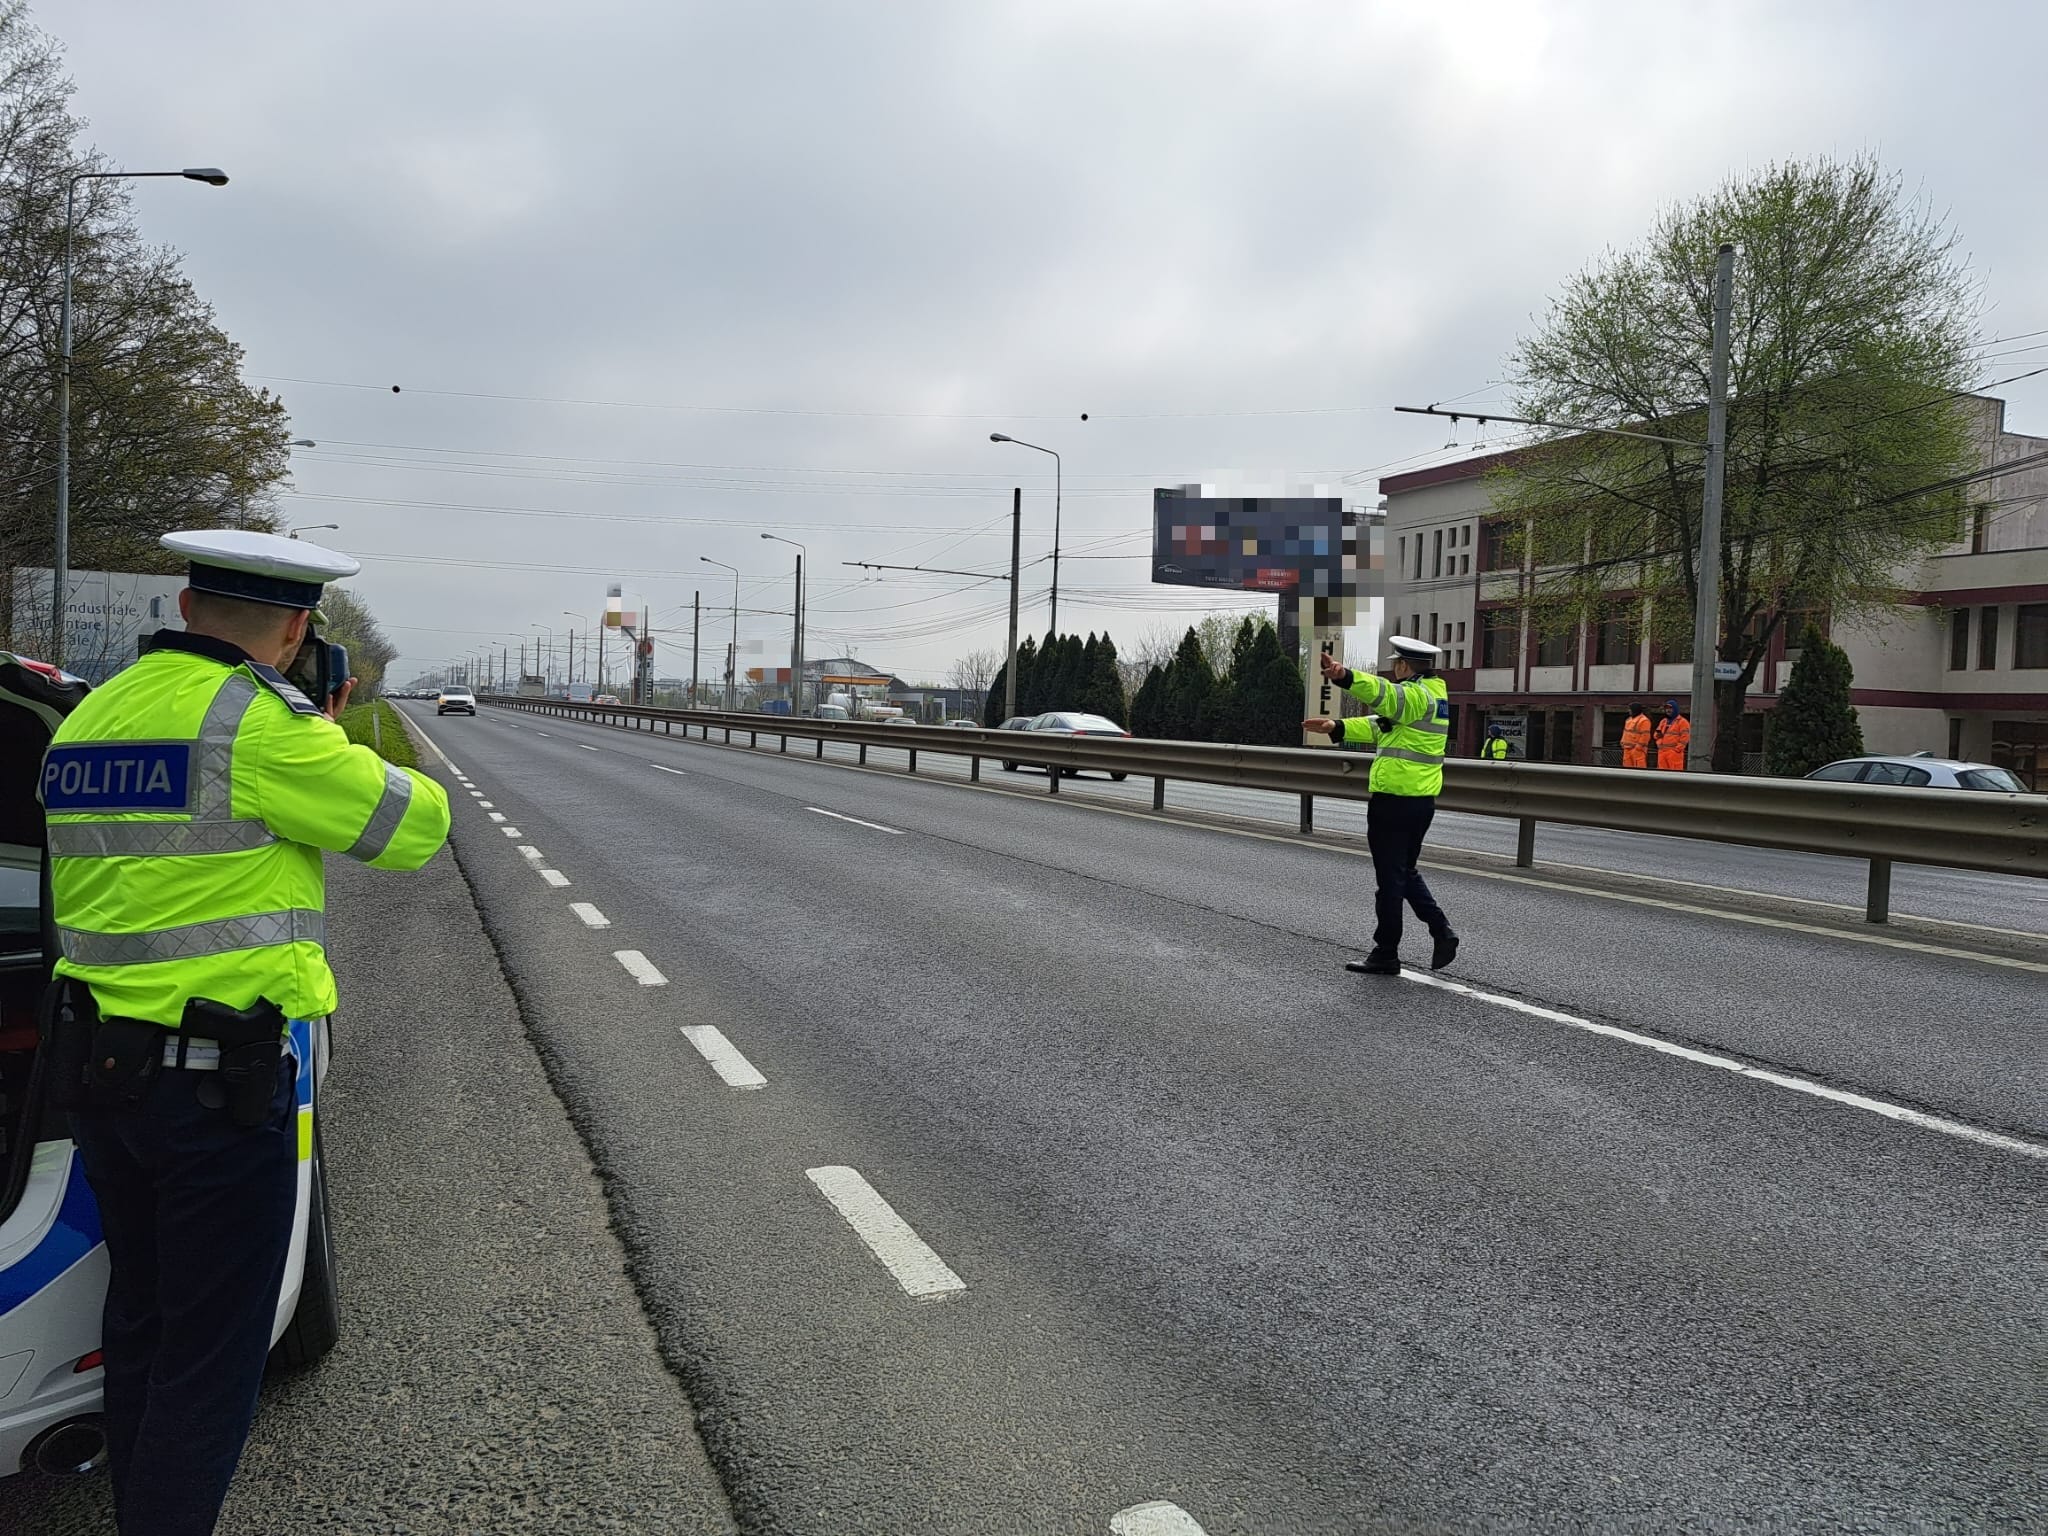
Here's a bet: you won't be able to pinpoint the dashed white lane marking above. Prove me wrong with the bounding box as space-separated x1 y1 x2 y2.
1401 972 2048 1161
516 845 543 861
650 763 689 776
806 806 905 836
467 789 483 797
1111 1503 1209 1536
479 800 495 809
501 827 524 837
536 731 551 737
578 743 599 752
805 1166 965 1300
539 868 571 888
681 1025 768 1089
613 949 667 986
569 901 610 928
488 811 506 823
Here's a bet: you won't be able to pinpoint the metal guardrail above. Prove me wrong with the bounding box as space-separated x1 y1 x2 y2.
482 697 2047 925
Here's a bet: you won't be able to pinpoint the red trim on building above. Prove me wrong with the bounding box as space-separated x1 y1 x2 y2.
1850 689 2048 710
1905 584 2048 607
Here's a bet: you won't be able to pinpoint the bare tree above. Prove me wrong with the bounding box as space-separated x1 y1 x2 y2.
946 645 1001 698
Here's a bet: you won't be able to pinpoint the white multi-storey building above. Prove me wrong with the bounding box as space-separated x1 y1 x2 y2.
1379 394 2048 786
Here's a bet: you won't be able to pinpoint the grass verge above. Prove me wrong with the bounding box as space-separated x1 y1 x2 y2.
339 698 420 770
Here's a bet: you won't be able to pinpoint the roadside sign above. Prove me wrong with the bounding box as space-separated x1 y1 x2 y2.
1713 661 1742 681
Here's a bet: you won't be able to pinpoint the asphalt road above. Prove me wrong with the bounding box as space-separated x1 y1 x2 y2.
392 700 2046 1534
8 848 735 1536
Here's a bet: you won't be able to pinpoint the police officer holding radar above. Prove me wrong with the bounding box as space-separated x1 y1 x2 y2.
1303 635 1458 977
40 530 450 1534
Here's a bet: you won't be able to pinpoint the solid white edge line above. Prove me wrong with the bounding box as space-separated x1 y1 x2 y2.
613 949 667 986
1401 972 2048 1160
651 763 689 775
539 868 571 888
680 1025 767 1089
804 1165 965 1299
806 806 905 836
568 901 610 929
516 845 543 861
1111 1502 1210 1536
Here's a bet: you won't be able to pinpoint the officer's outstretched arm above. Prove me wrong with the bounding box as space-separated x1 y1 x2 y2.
1344 670 1437 726
249 709 452 869
1337 717 1379 746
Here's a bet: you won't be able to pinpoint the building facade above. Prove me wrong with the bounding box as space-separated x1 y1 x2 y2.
1380 395 2048 786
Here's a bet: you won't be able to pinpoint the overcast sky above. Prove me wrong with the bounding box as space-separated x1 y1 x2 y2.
43 0 2048 685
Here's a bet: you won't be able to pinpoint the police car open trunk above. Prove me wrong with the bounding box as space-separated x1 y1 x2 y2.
0 654 88 1226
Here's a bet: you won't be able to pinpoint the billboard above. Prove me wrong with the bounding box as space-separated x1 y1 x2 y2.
1152 489 1352 598
9 566 185 684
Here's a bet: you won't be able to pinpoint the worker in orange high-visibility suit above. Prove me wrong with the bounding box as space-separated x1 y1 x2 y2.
1654 698 1691 769
1620 704 1653 769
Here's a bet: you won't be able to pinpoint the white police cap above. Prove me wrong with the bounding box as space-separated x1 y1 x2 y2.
161 528 359 609
1388 635 1443 662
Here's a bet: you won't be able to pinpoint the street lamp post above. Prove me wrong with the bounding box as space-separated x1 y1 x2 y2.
760 533 806 715
562 611 590 690
285 523 338 540
52 167 227 667
990 433 1061 635
530 623 555 694
699 557 739 711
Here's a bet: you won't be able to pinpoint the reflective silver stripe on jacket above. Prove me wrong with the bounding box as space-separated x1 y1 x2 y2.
1377 745 1446 765
50 671 274 859
59 907 325 967
345 763 413 863
47 818 278 857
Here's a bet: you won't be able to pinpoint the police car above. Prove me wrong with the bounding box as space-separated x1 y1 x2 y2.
0 651 340 1479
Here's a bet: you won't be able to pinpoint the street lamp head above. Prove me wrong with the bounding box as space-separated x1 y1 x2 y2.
181 168 229 187
288 438 316 448
989 433 1012 443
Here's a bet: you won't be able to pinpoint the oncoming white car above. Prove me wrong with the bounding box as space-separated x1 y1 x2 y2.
0 653 339 1480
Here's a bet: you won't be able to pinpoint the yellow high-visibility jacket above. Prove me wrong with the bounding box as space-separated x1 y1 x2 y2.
44 631 450 1026
1329 670 1450 796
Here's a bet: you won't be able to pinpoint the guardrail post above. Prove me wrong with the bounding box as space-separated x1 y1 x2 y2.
970 756 981 782
664 721 671 735
1299 793 1313 835
1048 765 1059 794
780 735 787 754
815 739 824 760
1153 777 1165 811
1515 817 1536 869
749 730 757 748
858 743 868 765
909 749 918 774
724 726 732 744
1866 858 1892 924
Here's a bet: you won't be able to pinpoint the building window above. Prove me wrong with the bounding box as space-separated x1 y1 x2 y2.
1414 538 1424 580
1397 536 1406 575
1949 609 1971 671
1411 614 1421 640
1480 609 1518 668
1431 529 1443 579
1460 553 1471 575
1783 607 1829 654
1658 628 1692 665
1534 627 1576 668
1478 520 1513 572
1978 606 2000 670
1456 621 1467 643
1428 613 1439 645
2016 604 2048 670
1594 611 1638 666
1948 718 1964 759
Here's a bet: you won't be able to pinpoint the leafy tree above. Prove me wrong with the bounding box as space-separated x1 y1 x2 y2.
1159 627 1217 740
984 635 1036 725
1496 157 1981 770
0 1 290 648
1764 636 1864 777
1129 664 1165 736
1229 622 1304 746
1084 632 1127 724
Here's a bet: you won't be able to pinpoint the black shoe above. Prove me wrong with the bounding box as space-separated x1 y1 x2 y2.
1346 951 1402 976
1430 931 1460 971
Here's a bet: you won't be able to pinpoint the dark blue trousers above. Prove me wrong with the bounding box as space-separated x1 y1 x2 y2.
1365 792 1450 954
70 1057 296 1536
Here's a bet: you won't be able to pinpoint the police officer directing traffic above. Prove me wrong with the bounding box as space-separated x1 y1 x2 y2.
41 530 450 1534
1303 635 1459 977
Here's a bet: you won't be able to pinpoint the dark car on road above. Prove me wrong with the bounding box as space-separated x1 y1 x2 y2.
1001 711 1132 781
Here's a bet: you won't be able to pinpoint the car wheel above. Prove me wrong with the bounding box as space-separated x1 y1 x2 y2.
269 1116 340 1373
1001 761 1017 772
1110 772 1128 782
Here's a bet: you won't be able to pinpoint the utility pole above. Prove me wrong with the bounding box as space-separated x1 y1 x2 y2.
692 591 701 709
1687 241 1736 773
1006 486 1021 721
